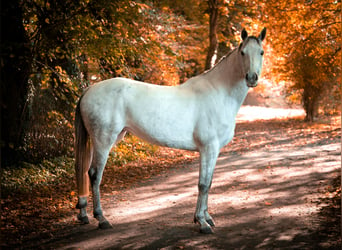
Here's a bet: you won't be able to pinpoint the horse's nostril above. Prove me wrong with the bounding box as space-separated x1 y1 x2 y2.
254 73 258 81
246 73 258 82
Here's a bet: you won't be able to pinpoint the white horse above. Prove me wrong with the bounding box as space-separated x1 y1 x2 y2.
75 28 266 234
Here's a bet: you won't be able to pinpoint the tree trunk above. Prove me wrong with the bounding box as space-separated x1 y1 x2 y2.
1 0 32 165
304 101 315 122
303 81 319 122
205 0 219 70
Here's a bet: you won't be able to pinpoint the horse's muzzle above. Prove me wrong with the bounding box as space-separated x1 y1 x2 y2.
246 73 258 88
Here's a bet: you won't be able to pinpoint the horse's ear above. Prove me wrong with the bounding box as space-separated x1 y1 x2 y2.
241 28 248 41
258 27 266 42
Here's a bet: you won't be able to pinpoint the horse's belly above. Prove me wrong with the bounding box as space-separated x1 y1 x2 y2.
125 89 198 150
126 103 197 150
126 121 197 151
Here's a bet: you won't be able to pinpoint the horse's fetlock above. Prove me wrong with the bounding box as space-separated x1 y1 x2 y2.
198 183 210 193
94 209 103 219
76 197 88 209
194 213 205 223
77 214 90 224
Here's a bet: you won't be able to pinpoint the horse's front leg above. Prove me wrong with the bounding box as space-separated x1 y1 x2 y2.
194 144 219 234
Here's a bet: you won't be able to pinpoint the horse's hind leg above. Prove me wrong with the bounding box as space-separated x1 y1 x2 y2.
88 143 113 229
76 196 89 224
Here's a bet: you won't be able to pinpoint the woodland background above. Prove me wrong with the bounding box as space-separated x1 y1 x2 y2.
1 0 341 166
0 0 341 247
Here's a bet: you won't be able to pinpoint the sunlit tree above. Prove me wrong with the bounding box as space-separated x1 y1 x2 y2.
263 0 341 121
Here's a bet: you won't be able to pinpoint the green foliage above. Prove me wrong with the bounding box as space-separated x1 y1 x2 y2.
5 0 341 165
18 0 205 163
1 135 158 196
107 135 159 167
1 156 75 195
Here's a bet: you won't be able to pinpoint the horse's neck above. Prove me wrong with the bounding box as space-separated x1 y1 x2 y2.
201 51 249 114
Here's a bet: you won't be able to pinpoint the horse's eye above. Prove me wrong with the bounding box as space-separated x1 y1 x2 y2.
261 51 264 56
241 51 245 56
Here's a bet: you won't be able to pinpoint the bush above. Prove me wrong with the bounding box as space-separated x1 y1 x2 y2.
22 110 74 163
0 156 75 196
107 134 159 167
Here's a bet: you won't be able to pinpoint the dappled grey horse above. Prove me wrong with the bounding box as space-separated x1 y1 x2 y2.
75 28 266 234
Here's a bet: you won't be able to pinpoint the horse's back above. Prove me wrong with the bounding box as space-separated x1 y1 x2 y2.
80 78 129 119
80 77 200 150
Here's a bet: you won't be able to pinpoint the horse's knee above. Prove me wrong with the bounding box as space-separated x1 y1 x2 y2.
88 168 97 185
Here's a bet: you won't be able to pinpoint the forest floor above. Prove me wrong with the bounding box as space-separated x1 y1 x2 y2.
1 106 341 249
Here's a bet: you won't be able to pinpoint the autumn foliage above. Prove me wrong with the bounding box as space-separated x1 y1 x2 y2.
1 0 340 165
262 1 341 121
0 2 341 247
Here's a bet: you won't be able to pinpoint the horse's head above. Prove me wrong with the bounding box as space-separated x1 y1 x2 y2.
238 28 266 88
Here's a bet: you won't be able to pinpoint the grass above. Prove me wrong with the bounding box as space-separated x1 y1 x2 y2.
1 157 75 196
0 134 158 194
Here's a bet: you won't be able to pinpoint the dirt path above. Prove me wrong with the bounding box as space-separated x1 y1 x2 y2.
39 109 340 250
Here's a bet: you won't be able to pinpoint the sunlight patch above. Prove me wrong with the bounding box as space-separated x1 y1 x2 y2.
268 204 318 218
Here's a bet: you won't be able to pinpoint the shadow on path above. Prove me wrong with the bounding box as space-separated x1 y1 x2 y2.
38 125 340 249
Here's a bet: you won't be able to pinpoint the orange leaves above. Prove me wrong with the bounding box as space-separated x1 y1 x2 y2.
263 0 341 117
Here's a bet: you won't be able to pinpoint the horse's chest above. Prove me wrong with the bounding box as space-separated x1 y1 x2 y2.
217 124 235 148
210 108 236 148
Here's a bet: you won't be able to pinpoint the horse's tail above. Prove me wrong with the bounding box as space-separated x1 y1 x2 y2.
75 95 91 197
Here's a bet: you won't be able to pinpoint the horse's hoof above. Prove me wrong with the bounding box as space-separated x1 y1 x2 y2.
206 218 215 227
99 220 113 229
200 225 214 234
77 214 89 224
